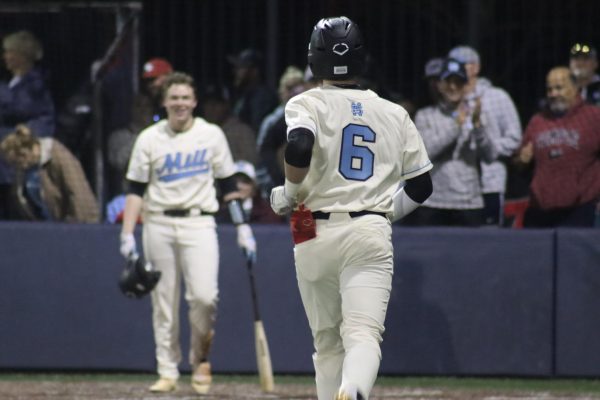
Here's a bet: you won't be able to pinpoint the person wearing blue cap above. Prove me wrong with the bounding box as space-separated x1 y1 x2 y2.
448 45 522 227
403 58 498 227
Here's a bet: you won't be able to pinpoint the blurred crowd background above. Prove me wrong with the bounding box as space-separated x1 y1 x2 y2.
0 0 598 227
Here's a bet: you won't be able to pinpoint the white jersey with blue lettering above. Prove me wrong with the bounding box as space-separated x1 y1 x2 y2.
285 84 432 213
126 117 236 213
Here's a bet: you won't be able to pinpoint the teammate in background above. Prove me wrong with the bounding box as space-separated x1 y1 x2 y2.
405 58 496 227
119 72 257 394
515 66 600 227
448 45 522 226
270 16 432 400
569 42 600 105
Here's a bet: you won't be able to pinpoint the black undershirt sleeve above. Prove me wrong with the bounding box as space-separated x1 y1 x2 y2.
404 171 433 203
285 128 315 168
125 179 148 197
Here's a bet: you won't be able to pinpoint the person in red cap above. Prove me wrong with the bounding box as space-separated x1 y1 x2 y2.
142 58 174 116
106 57 173 207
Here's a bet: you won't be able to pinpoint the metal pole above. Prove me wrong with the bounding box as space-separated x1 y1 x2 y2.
92 80 104 212
467 0 482 49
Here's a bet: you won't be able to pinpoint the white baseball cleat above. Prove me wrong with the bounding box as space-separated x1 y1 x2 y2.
191 361 212 394
334 383 364 400
149 377 177 392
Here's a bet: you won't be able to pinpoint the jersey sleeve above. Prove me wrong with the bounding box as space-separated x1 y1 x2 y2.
125 129 152 183
285 94 317 136
401 114 433 180
211 125 237 179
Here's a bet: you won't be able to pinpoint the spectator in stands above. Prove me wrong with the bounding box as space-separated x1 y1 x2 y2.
402 58 497 227
423 57 444 105
228 48 278 133
0 30 55 219
106 57 173 201
255 65 306 199
200 84 257 165
215 160 284 224
516 66 600 228
0 124 99 223
138 58 174 126
569 42 600 105
448 45 522 226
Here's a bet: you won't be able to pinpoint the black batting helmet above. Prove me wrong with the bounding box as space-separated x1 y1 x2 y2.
118 253 161 299
307 16 366 81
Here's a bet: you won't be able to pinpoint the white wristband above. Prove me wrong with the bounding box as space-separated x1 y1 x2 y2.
284 179 301 199
390 187 421 222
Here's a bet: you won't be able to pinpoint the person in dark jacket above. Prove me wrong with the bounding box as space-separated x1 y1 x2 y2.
0 30 55 218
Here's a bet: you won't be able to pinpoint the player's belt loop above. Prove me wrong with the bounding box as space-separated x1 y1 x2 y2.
163 208 215 217
311 210 386 220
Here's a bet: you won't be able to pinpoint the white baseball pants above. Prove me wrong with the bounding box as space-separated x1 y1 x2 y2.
143 214 219 380
294 213 393 400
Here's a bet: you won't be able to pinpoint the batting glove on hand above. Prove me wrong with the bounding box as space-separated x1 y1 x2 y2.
237 223 257 263
119 232 137 259
270 185 295 215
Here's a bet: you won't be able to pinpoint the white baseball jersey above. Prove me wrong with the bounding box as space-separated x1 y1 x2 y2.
285 84 432 213
126 117 236 213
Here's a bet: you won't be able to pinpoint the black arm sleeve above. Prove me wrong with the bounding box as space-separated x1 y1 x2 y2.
125 179 148 197
404 171 433 203
217 175 238 197
285 128 315 168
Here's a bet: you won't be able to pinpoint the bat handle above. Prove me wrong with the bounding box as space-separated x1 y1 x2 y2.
247 259 261 321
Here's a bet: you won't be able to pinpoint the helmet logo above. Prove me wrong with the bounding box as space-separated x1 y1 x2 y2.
332 43 349 56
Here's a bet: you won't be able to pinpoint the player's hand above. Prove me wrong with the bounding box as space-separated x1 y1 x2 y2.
120 232 137 259
237 223 257 263
270 185 295 215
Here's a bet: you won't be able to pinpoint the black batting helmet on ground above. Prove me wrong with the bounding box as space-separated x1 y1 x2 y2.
119 253 161 299
307 16 366 81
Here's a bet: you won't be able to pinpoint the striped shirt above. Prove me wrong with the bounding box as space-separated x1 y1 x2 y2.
415 102 497 209
468 78 522 194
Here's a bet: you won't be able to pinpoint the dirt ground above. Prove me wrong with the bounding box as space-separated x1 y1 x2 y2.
2 379 600 400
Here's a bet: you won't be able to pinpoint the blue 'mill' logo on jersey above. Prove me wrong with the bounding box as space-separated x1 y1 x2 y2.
155 149 209 182
351 102 363 117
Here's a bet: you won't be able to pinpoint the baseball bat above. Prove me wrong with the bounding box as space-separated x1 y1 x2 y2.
246 258 275 392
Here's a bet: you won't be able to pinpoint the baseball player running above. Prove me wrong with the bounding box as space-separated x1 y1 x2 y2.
270 17 433 400
119 72 256 394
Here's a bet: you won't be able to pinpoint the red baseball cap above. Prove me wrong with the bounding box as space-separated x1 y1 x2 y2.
142 58 173 79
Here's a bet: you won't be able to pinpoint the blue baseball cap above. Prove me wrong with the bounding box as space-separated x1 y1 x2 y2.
439 58 468 82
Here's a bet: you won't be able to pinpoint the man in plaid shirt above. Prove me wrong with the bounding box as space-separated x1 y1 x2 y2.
405 58 497 226
448 46 522 226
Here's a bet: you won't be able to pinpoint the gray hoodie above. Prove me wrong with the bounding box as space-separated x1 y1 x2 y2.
467 78 522 194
